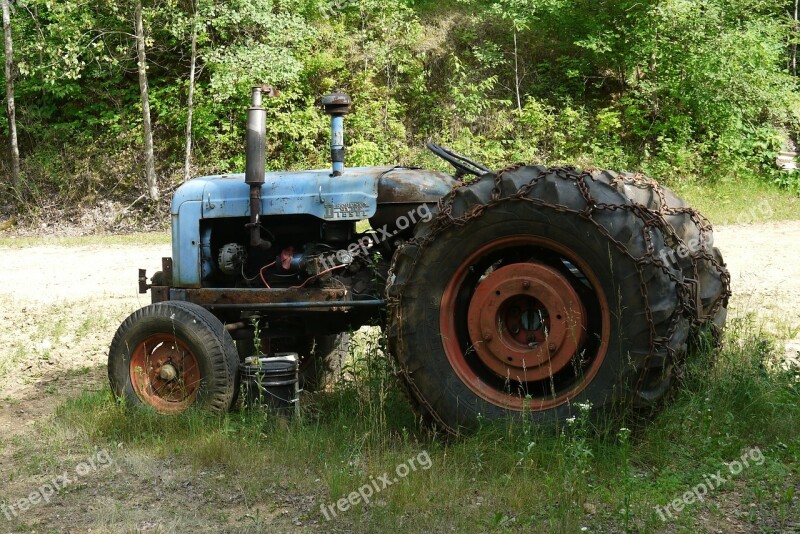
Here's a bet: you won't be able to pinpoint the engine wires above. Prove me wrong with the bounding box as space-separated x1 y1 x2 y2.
258 261 277 288
289 263 347 289
257 254 348 290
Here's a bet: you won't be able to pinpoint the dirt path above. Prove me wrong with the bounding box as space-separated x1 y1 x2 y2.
3 243 171 303
713 221 800 360
0 243 170 434
0 222 798 531
714 221 800 321
4 222 798 311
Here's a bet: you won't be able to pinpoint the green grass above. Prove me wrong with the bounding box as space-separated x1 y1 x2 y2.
0 231 170 248
672 175 800 225
50 321 799 532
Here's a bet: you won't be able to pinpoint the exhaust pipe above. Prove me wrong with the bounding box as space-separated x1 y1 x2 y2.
245 85 276 251
321 92 352 176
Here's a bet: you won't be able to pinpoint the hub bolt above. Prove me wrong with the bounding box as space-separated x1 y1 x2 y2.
483 333 492 342
522 280 530 289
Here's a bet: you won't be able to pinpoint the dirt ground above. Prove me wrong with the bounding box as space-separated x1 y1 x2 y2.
713 221 800 361
0 221 798 532
0 242 170 434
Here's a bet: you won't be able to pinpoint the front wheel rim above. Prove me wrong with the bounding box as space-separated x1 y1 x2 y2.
440 235 610 411
129 334 202 414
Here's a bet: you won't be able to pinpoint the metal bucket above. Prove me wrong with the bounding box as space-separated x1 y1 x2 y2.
239 352 299 415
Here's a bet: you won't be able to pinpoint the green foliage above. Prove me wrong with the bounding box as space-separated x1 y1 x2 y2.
2 0 800 205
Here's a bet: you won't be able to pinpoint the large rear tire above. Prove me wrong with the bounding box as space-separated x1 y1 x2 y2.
610 173 729 333
387 166 729 433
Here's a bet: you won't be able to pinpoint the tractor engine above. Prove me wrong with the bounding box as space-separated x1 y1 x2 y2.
209 217 387 297
143 85 455 343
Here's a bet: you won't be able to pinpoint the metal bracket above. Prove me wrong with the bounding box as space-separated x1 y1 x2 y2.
138 269 150 294
161 257 174 286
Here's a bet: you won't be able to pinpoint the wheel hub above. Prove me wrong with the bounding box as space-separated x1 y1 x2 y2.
130 334 201 414
158 363 178 381
466 263 587 382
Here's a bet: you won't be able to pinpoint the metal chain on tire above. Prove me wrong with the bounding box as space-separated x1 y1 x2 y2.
387 165 731 433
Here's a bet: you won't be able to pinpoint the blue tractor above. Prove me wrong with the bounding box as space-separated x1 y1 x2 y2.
109 86 730 432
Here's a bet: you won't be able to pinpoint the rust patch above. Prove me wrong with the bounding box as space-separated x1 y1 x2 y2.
178 288 343 306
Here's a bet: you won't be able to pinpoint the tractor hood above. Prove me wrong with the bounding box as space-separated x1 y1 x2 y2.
171 166 457 221
169 166 456 287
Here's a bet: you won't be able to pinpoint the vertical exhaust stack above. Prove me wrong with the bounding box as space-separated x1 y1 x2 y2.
245 85 276 251
321 92 352 176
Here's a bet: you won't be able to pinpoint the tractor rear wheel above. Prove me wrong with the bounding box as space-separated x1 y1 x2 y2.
610 173 729 333
109 301 239 414
387 166 729 433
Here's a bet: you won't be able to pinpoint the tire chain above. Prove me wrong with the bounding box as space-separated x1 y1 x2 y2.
387 165 731 433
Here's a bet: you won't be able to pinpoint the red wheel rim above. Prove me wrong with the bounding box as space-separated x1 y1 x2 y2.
466 263 587 381
129 334 202 414
440 235 610 411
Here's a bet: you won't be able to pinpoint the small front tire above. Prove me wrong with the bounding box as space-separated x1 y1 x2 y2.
108 301 239 414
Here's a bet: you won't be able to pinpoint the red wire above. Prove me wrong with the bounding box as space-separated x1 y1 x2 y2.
290 264 347 289
259 261 276 288
259 260 347 289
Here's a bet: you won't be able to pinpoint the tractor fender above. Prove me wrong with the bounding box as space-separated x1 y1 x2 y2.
373 168 457 231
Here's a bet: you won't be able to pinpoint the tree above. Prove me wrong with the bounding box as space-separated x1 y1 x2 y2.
135 0 158 201
0 0 796 207
491 0 532 111
183 0 198 182
792 0 798 76
1 0 19 189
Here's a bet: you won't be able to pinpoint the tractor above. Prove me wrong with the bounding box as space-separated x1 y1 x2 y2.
108 85 730 433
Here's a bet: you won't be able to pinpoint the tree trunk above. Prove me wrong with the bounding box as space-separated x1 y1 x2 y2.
793 0 798 76
1 0 20 189
513 28 521 112
183 2 198 182
135 0 158 201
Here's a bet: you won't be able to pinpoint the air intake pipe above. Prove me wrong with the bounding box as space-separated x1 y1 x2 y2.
321 92 352 176
245 85 276 251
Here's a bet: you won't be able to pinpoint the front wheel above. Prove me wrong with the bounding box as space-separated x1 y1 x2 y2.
108 301 239 414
